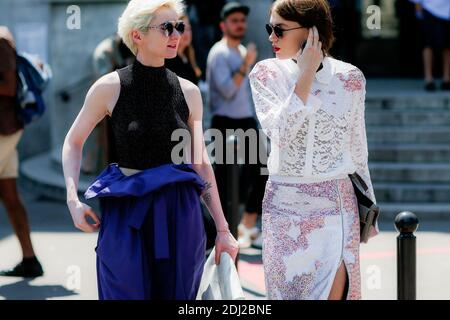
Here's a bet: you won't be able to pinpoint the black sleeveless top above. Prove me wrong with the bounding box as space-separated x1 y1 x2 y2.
165 55 199 85
110 59 191 170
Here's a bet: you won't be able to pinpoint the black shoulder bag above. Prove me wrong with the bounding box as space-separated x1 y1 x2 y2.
348 172 380 243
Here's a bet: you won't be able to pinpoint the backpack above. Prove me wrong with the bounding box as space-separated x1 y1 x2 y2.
15 52 52 125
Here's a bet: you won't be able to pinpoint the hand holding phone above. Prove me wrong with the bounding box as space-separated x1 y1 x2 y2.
292 41 306 64
293 26 323 75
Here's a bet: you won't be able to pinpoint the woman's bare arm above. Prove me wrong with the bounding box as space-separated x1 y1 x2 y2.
62 71 120 232
180 77 239 263
181 78 228 230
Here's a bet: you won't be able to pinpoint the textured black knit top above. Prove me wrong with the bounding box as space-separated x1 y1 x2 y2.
110 59 191 170
165 55 199 85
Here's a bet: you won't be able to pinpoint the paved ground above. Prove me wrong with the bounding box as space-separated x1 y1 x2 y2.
1 183 450 300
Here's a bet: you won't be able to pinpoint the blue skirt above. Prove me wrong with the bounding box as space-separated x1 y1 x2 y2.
84 163 206 300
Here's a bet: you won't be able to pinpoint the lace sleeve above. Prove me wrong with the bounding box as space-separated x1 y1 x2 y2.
249 61 322 148
350 70 376 203
350 68 379 237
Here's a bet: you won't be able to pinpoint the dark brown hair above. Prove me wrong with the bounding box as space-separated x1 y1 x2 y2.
179 13 200 73
270 0 335 55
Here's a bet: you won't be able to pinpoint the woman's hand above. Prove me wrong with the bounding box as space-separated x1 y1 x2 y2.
214 230 239 265
67 200 101 233
295 26 324 75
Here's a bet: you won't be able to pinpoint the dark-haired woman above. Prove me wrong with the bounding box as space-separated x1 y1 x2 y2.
249 0 378 300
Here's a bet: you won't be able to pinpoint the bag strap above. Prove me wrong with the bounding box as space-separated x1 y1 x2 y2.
349 172 369 192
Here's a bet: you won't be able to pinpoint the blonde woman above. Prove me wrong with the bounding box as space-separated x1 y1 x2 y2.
62 0 238 300
249 0 378 300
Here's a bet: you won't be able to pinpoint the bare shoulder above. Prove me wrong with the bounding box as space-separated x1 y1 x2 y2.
178 76 202 115
178 76 201 98
88 71 121 116
90 71 120 93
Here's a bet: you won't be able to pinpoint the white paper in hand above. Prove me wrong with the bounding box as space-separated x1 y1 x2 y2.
196 247 245 300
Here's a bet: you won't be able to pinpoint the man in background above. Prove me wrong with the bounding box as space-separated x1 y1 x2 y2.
207 3 267 248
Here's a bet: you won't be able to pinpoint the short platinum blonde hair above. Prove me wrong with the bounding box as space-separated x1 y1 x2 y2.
118 0 185 55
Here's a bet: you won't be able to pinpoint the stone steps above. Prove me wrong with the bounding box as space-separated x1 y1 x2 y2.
366 110 450 126
365 99 450 111
377 202 450 220
368 144 450 162
20 152 95 202
369 162 450 183
364 95 450 218
374 182 450 203
367 126 450 144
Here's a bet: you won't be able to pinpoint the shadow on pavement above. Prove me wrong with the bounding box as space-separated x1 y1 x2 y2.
0 278 78 300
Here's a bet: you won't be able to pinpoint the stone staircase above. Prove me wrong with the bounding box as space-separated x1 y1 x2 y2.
366 94 450 220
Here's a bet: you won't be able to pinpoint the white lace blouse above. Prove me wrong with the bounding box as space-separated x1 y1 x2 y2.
249 56 376 203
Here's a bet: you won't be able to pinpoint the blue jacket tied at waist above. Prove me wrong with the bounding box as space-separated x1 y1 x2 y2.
84 163 207 300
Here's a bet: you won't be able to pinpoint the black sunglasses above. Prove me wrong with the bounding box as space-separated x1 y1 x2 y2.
265 23 305 38
146 21 185 37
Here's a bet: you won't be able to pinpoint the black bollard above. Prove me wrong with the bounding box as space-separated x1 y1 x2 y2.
226 135 240 267
394 211 419 300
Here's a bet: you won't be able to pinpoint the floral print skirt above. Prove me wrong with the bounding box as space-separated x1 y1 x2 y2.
262 176 361 300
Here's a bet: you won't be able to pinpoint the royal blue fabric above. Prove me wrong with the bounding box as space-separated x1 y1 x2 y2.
84 163 206 300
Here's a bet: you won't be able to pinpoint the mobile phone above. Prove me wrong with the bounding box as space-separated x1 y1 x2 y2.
301 40 307 51
292 41 307 64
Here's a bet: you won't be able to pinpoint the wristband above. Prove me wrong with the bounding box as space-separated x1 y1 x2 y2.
234 69 246 77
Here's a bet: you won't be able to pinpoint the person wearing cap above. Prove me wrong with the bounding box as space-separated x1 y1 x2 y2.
206 2 268 249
